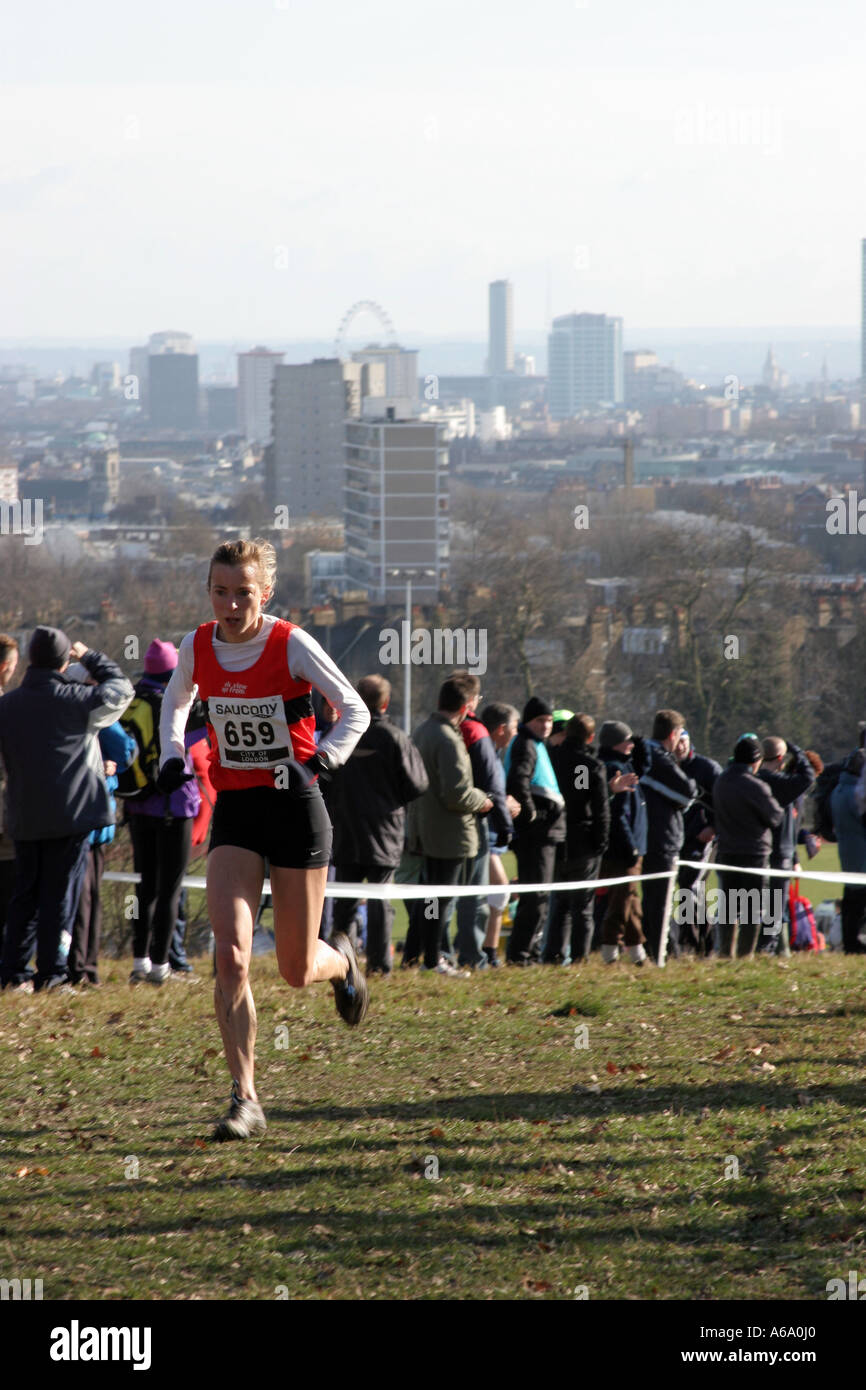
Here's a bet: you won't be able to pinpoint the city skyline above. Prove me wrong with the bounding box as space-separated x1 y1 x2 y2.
2 1 865 338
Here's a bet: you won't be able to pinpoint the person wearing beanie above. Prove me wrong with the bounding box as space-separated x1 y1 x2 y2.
549 708 575 749
712 734 785 958
143 639 178 677
599 720 632 749
0 632 134 991
504 697 565 964
124 638 200 986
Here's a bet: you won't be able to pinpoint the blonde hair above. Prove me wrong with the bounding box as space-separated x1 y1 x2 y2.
207 538 277 597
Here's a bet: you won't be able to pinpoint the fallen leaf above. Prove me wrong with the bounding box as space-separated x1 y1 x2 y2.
605 1062 618 1075
90 1046 104 1059
193 1138 207 1150
521 1276 552 1294
429 1126 445 1140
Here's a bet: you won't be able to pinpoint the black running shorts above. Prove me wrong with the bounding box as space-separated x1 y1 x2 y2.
209 786 332 869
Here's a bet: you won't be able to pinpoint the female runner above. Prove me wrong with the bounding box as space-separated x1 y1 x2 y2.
157 538 370 1140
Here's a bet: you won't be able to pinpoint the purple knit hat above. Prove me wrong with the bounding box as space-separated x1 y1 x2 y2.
143 639 178 675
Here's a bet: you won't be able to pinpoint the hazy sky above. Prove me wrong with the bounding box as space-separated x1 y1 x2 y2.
2 0 864 343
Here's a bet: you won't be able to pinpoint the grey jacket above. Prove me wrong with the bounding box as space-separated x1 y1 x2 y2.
408 712 489 860
0 648 134 841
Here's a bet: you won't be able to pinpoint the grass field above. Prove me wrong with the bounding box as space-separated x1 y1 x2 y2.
2 939 865 1301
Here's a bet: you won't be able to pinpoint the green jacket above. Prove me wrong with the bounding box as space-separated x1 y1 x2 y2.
408 712 489 860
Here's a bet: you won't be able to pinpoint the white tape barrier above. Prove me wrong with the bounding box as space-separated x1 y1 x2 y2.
103 858 866 901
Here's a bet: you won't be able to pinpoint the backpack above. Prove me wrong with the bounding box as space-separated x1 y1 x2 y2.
788 880 822 951
116 690 163 802
809 761 843 842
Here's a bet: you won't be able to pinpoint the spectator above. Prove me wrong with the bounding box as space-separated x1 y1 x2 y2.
596 721 648 965
0 627 133 992
0 633 20 962
676 732 722 955
455 673 515 970
832 750 866 954
635 709 697 963
758 737 817 955
505 696 566 965
713 734 784 958
125 640 200 985
479 701 520 967
329 674 429 975
64 661 137 986
545 713 610 964
405 675 492 976
548 709 575 750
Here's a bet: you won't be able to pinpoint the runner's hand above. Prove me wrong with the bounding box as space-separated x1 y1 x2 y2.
303 752 332 782
156 758 194 793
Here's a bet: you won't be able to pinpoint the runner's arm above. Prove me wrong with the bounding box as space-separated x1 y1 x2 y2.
287 628 370 768
158 634 198 766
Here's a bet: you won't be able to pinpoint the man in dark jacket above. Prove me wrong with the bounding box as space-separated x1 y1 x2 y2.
713 734 785 957
505 696 565 964
636 708 697 963
0 626 134 991
329 675 429 975
597 721 648 964
758 737 816 954
676 732 722 955
545 713 610 963
454 673 514 969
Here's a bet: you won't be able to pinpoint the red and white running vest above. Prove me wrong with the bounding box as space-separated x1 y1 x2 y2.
192 619 317 792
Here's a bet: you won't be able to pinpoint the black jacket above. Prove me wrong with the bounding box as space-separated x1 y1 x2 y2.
550 737 610 860
328 712 429 867
506 725 566 845
758 743 816 868
681 750 722 857
635 737 697 863
713 763 785 863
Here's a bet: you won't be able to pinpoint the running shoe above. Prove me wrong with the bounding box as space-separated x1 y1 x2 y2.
211 1079 267 1142
330 931 370 1026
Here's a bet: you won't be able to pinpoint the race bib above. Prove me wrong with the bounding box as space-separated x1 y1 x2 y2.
208 695 292 767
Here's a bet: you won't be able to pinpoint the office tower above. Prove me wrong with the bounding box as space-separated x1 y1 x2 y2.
238 346 285 443
268 359 362 519
344 407 448 604
205 385 239 433
147 330 199 430
547 312 623 418
128 345 149 406
350 345 419 402
488 279 514 376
